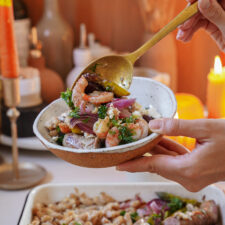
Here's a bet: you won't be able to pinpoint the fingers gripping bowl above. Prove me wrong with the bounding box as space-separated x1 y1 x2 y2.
33 77 177 168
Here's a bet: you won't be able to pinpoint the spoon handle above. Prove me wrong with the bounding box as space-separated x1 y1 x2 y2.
126 1 198 64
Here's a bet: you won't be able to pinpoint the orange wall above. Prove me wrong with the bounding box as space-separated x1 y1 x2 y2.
24 0 220 103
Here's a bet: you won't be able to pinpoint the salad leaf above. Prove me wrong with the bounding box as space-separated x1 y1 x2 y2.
61 88 74 109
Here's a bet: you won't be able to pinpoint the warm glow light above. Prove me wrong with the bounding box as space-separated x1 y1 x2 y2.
214 56 223 74
175 112 179 119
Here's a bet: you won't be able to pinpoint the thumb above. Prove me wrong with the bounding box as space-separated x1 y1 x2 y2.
198 0 225 33
149 118 210 139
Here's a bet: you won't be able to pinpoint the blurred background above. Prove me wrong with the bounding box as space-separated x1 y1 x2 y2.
0 0 223 150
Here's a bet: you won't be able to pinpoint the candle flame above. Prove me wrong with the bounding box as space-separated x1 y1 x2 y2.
214 56 223 74
175 112 179 119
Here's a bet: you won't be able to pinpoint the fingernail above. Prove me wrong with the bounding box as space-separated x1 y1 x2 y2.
176 29 185 40
149 119 163 132
201 0 211 9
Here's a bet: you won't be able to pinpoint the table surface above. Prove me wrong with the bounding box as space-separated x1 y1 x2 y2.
0 145 225 225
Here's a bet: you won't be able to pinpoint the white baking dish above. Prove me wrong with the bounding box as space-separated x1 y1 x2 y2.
19 183 225 225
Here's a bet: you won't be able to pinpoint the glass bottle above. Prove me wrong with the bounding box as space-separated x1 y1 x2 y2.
37 0 74 80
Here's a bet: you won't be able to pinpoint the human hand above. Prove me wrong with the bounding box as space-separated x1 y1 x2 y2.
116 118 225 192
177 0 225 52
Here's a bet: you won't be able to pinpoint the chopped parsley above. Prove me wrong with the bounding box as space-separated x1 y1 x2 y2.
82 118 90 123
110 116 120 127
109 130 116 135
168 197 184 214
56 133 65 146
118 125 134 144
69 107 80 118
147 213 162 224
120 210 126 216
105 85 112 91
61 88 74 109
122 115 135 124
56 125 61 133
130 212 139 223
89 63 100 73
98 105 107 119
74 222 81 225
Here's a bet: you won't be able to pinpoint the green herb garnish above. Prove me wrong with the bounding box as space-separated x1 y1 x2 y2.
98 105 107 119
56 134 65 145
74 222 81 225
110 116 120 127
109 130 116 135
56 125 61 133
105 85 112 91
118 125 134 144
168 197 184 214
89 63 100 73
130 212 139 223
122 115 135 124
120 210 126 216
82 118 90 123
147 213 162 225
61 88 74 109
69 107 80 118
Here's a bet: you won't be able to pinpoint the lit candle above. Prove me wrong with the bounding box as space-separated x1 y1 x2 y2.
207 56 225 118
0 0 19 78
168 93 205 151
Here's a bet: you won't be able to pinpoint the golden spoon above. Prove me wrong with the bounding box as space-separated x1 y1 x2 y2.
72 2 198 95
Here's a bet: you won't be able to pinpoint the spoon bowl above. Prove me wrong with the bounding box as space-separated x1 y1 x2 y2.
72 55 133 90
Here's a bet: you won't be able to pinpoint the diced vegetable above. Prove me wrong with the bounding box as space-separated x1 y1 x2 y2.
58 123 71 134
72 126 82 134
102 80 130 97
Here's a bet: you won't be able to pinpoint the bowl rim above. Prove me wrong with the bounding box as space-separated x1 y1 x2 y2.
33 77 177 154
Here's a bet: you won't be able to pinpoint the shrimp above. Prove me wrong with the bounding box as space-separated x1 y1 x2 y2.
72 76 88 109
83 91 114 105
127 119 149 140
105 118 149 147
93 117 110 139
72 76 114 106
105 127 120 147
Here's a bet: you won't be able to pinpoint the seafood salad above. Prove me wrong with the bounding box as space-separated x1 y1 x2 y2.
45 73 161 149
30 189 219 225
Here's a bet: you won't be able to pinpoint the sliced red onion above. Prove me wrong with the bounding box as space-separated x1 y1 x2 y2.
70 113 98 135
137 206 152 217
147 199 169 215
108 98 135 109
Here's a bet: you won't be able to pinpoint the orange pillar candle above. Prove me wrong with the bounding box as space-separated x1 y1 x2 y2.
207 56 225 118
168 93 205 151
0 0 19 78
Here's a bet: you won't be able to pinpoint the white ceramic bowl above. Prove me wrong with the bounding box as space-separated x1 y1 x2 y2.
18 183 225 225
33 77 177 168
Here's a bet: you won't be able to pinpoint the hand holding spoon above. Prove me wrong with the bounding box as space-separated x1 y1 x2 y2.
72 2 199 95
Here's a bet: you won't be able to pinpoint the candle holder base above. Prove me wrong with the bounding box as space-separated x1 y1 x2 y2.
0 162 47 190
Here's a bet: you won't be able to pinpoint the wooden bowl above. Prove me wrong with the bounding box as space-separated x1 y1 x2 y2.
33 77 177 168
